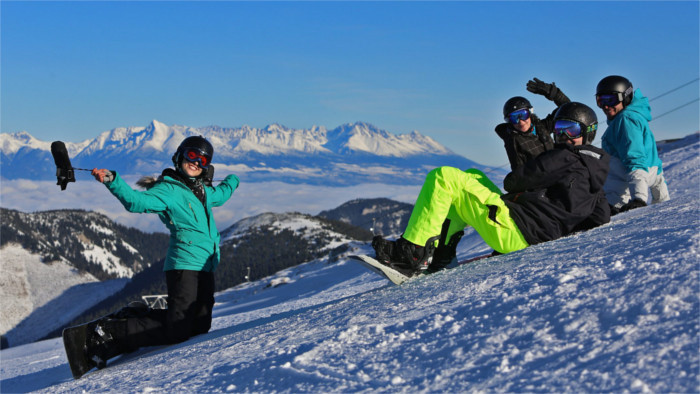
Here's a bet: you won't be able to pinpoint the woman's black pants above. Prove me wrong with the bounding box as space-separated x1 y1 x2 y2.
125 269 215 349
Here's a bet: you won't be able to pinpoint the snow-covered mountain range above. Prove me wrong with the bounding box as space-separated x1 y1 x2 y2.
0 121 498 185
0 209 169 347
0 209 168 279
1 133 697 392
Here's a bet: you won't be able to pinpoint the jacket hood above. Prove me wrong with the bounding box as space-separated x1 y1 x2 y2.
572 144 610 192
612 89 652 124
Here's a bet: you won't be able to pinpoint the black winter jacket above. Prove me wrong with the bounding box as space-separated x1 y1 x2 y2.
501 143 611 246
495 118 555 171
495 92 571 170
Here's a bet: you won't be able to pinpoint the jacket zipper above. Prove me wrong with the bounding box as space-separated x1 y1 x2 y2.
189 203 198 223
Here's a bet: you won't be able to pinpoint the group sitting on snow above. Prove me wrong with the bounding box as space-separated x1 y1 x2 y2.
372 75 669 278
64 74 669 379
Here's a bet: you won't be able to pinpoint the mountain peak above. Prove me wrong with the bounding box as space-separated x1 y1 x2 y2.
142 120 177 152
0 130 51 154
336 121 380 133
14 130 33 139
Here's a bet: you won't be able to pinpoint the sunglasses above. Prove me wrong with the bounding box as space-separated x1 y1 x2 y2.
596 94 621 108
506 108 531 124
554 119 597 140
183 148 210 168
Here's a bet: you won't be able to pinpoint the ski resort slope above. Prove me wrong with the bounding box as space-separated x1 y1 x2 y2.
1 134 698 393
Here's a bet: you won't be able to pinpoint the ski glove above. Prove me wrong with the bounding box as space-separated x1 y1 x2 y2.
619 198 647 213
526 78 570 106
526 77 555 97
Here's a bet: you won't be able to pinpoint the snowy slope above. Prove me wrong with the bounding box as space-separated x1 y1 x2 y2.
0 134 697 393
0 245 128 347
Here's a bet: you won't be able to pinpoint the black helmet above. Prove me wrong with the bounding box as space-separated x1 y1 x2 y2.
172 136 214 171
554 102 598 144
596 75 634 107
503 96 533 119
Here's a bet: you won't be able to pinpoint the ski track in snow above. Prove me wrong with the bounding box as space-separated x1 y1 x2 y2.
0 133 698 392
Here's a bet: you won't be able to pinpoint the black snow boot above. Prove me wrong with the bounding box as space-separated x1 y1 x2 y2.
372 235 439 276
428 230 464 273
372 235 395 265
85 317 128 369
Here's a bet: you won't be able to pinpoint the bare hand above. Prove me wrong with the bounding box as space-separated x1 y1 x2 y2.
92 168 109 183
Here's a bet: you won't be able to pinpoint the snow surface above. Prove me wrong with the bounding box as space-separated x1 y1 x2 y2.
0 134 698 392
80 244 134 278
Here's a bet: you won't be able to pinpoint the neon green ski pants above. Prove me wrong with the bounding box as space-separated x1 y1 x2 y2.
403 167 529 254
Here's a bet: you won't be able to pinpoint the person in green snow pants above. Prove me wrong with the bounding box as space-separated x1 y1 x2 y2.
373 102 611 277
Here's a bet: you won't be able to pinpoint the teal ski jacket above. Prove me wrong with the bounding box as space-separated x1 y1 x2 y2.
105 171 240 272
601 89 663 174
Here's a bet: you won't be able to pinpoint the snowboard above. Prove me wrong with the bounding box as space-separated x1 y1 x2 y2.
350 252 497 285
349 255 412 285
63 323 98 379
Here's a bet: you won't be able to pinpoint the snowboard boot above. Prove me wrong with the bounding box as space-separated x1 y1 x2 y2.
428 230 464 274
85 317 128 369
372 235 395 266
372 235 439 277
609 204 621 216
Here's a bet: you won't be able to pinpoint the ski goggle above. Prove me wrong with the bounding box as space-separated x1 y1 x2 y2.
183 148 211 168
554 119 597 140
506 108 531 124
596 93 621 108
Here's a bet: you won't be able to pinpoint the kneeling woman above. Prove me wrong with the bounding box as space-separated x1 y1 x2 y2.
67 136 239 378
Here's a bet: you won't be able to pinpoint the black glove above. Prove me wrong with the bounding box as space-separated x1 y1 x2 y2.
619 198 647 212
526 78 570 105
526 77 554 97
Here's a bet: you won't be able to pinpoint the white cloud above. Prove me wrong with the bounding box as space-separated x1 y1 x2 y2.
1 178 420 233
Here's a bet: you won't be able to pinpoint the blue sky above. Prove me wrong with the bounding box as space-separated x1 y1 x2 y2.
2 1 698 166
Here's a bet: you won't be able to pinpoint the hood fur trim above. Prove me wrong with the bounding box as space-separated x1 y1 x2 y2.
136 176 160 190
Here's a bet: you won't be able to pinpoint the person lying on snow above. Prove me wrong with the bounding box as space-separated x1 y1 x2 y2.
372 102 611 277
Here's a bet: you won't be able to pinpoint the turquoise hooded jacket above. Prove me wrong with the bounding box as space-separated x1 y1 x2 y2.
601 89 663 174
105 172 240 272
